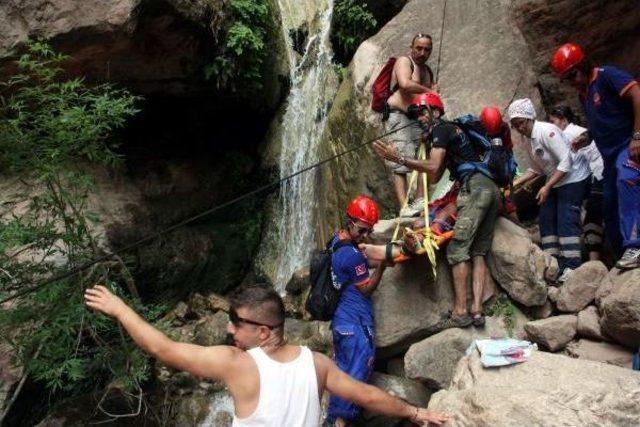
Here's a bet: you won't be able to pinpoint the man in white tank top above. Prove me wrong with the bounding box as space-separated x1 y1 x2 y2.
85 284 449 426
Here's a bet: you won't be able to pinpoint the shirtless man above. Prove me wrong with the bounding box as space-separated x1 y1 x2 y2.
385 33 437 214
84 284 449 427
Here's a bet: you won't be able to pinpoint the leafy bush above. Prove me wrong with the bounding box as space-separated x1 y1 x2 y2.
204 0 271 94
331 0 377 64
0 40 161 411
484 293 517 337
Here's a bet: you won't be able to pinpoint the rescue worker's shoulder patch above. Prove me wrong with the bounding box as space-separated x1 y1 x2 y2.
549 132 555 138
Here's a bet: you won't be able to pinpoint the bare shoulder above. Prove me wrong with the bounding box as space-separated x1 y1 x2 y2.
394 55 412 69
312 351 332 376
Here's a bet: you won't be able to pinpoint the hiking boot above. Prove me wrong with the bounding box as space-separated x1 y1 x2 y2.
616 248 640 270
440 313 472 329
557 268 573 283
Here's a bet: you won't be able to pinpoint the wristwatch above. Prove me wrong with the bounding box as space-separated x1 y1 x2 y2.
632 131 640 141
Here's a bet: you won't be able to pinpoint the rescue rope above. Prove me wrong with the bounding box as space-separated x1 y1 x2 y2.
434 0 448 83
391 143 439 277
0 122 415 305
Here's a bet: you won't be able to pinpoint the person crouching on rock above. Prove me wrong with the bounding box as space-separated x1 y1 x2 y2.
85 284 449 427
326 195 388 427
373 92 500 329
508 98 591 283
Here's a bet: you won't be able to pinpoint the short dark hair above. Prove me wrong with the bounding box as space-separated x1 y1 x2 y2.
549 105 575 123
412 33 433 46
228 284 285 329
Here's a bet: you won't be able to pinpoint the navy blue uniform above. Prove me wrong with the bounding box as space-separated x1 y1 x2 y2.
582 66 640 254
327 234 374 422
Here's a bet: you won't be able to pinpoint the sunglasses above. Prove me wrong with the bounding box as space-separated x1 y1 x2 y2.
351 221 373 235
229 309 282 330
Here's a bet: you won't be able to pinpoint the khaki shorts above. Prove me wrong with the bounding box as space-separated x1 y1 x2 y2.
447 173 500 265
383 111 422 174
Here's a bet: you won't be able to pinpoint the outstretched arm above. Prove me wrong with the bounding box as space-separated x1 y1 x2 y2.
84 285 235 381
316 353 449 425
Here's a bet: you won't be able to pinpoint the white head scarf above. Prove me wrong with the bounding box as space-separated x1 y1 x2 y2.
508 98 537 120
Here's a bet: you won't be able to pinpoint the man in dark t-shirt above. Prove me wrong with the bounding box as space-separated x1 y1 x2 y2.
374 92 500 328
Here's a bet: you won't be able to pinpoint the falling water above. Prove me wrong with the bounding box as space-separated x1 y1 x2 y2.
268 0 338 291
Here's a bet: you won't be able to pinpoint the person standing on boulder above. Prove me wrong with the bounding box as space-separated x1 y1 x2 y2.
548 105 605 261
550 43 640 269
84 284 449 427
508 98 591 282
326 195 387 427
384 34 437 216
373 93 500 328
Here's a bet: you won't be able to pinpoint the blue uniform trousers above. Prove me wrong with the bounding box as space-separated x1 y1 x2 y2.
326 321 375 422
539 178 589 271
602 148 640 256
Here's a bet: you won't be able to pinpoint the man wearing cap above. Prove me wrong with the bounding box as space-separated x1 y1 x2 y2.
385 34 437 215
550 43 640 269
327 195 387 427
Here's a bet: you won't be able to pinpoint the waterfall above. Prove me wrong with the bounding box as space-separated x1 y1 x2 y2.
267 0 338 291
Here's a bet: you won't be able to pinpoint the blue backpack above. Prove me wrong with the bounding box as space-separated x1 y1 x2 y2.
451 114 517 187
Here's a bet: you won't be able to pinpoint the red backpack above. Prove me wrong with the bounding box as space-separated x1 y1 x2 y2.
370 57 400 113
370 57 432 113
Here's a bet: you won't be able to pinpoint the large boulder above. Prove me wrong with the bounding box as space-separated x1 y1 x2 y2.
404 313 528 390
428 350 640 426
555 261 608 313
316 0 542 232
360 372 431 427
596 268 640 349
565 339 634 369
488 218 548 307
524 315 577 351
373 253 454 357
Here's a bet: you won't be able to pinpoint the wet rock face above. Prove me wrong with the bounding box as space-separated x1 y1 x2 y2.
1 0 220 96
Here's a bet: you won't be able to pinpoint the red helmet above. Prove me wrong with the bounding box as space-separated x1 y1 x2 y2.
411 92 445 114
479 106 503 136
346 195 379 226
551 43 585 76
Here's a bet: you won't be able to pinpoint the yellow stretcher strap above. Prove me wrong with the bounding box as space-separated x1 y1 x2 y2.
392 143 438 277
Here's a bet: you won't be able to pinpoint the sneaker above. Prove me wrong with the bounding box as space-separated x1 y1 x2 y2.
616 248 640 270
557 268 573 283
439 313 472 329
471 313 486 327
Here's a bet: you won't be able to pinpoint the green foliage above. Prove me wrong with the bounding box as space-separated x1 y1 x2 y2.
332 0 377 64
0 40 160 401
204 0 271 94
484 293 517 337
